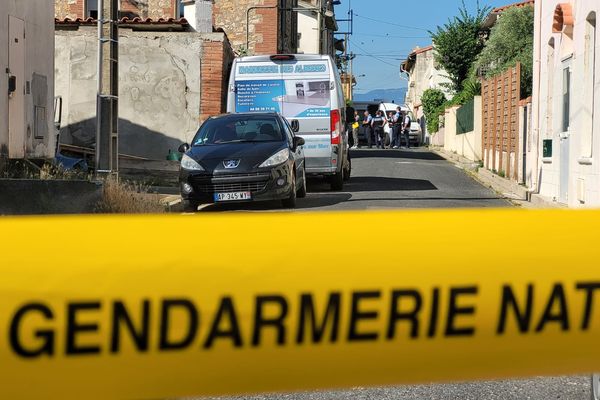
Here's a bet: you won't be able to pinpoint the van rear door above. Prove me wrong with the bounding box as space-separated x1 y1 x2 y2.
232 57 334 172
276 58 333 172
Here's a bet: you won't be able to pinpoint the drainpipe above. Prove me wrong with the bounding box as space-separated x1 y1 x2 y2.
316 0 322 54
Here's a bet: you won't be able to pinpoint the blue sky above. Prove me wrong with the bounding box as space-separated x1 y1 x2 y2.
334 0 511 94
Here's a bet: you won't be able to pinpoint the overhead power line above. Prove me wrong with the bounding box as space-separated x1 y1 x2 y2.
348 39 400 68
353 13 430 32
354 32 430 39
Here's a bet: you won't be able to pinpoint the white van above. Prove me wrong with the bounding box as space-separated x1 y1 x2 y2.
227 54 350 190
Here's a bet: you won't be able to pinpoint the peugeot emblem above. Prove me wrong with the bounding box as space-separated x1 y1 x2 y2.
223 159 240 169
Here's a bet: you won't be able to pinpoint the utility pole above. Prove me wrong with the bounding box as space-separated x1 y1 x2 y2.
349 50 353 101
96 0 119 178
316 0 322 54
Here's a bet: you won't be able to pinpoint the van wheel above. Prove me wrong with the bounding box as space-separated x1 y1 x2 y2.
343 156 351 182
297 166 307 198
330 170 344 191
282 173 297 208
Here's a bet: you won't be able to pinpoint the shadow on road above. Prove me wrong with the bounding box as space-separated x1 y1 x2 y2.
350 148 446 161
344 176 437 192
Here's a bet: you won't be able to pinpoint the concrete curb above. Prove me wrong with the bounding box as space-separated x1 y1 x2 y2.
430 147 564 209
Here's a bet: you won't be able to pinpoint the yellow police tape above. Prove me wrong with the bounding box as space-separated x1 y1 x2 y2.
1 209 599 399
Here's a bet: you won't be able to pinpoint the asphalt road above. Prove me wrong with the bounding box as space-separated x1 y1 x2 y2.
201 376 591 400
190 148 591 399
200 147 511 212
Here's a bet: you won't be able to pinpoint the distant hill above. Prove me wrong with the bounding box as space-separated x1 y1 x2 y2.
354 88 408 104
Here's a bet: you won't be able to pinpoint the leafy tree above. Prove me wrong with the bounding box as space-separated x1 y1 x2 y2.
421 89 448 133
430 1 489 93
472 6 534 97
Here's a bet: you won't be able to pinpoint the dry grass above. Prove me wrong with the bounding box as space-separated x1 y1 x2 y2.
96 177 166 214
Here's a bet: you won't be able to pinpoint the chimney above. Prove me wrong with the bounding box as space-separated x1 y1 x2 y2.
182 0 213 32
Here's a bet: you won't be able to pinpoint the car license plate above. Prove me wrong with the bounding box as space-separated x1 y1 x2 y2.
214 192 252 202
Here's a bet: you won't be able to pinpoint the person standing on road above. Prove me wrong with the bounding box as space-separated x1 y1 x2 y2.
345 104 356 148
392 106 402 149
402 111 412 149
352 110 360 149
371 110 387 149
386 111 395 149
362 110 373 148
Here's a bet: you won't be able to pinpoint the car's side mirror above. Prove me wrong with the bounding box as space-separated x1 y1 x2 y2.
293 136 305 150
290 119 300 133
178 143 190 153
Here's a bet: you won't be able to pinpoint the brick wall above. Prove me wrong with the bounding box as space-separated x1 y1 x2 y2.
56 0 84 19
55 0 177 19
200 37 234 121
254 1 278 54
213 0 297 55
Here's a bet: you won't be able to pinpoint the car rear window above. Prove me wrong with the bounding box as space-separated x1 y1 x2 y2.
192 116 284 145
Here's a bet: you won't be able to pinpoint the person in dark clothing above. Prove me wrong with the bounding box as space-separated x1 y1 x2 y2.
371 110 387 149
345 105 355 147
362 110 373 148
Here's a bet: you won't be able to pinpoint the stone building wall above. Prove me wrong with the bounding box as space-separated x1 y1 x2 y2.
213 0 297 55
55 26 233 159
55 0 177 19
55 0 83 20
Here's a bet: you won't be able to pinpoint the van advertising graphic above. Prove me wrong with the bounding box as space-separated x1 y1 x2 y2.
235 62 331 119
236 79 331 118
235 80 285 113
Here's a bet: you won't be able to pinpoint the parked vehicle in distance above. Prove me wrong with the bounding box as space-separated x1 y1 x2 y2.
227 54 350 190
178 113 306 211
379 102 423 147
353 101 380 145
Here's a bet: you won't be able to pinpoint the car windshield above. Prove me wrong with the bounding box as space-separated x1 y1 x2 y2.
192 116 284 146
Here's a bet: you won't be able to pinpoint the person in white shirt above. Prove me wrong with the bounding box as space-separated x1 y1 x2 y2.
402 112 412 149
392 106 402 149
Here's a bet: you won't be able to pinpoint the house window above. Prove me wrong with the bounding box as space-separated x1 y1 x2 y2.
177 0 185 19
86 0 98 19
582 12 596 158
561 63 571 133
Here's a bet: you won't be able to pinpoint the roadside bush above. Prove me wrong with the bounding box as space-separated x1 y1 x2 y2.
96 177 165 214
430 1 489 92
421 89 448 133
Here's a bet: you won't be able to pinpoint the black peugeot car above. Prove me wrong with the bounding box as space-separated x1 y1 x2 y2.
178 113 306 211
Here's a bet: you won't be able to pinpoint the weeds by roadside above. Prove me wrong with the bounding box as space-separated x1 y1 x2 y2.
95 177 166 214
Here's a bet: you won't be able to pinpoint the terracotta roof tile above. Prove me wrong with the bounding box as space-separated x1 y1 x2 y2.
409 45 433 57
492 0 535 14
55 17 189 26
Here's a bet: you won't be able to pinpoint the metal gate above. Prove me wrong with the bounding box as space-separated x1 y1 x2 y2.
481 63 521 180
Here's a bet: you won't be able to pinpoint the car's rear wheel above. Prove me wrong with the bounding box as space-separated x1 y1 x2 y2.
183 199 199 212
282 172 297 208
297 166 307 198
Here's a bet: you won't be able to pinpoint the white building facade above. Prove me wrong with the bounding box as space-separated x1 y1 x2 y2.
1 0 55 160
402 46 453 126
297 0 338 56
531 0 599 206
